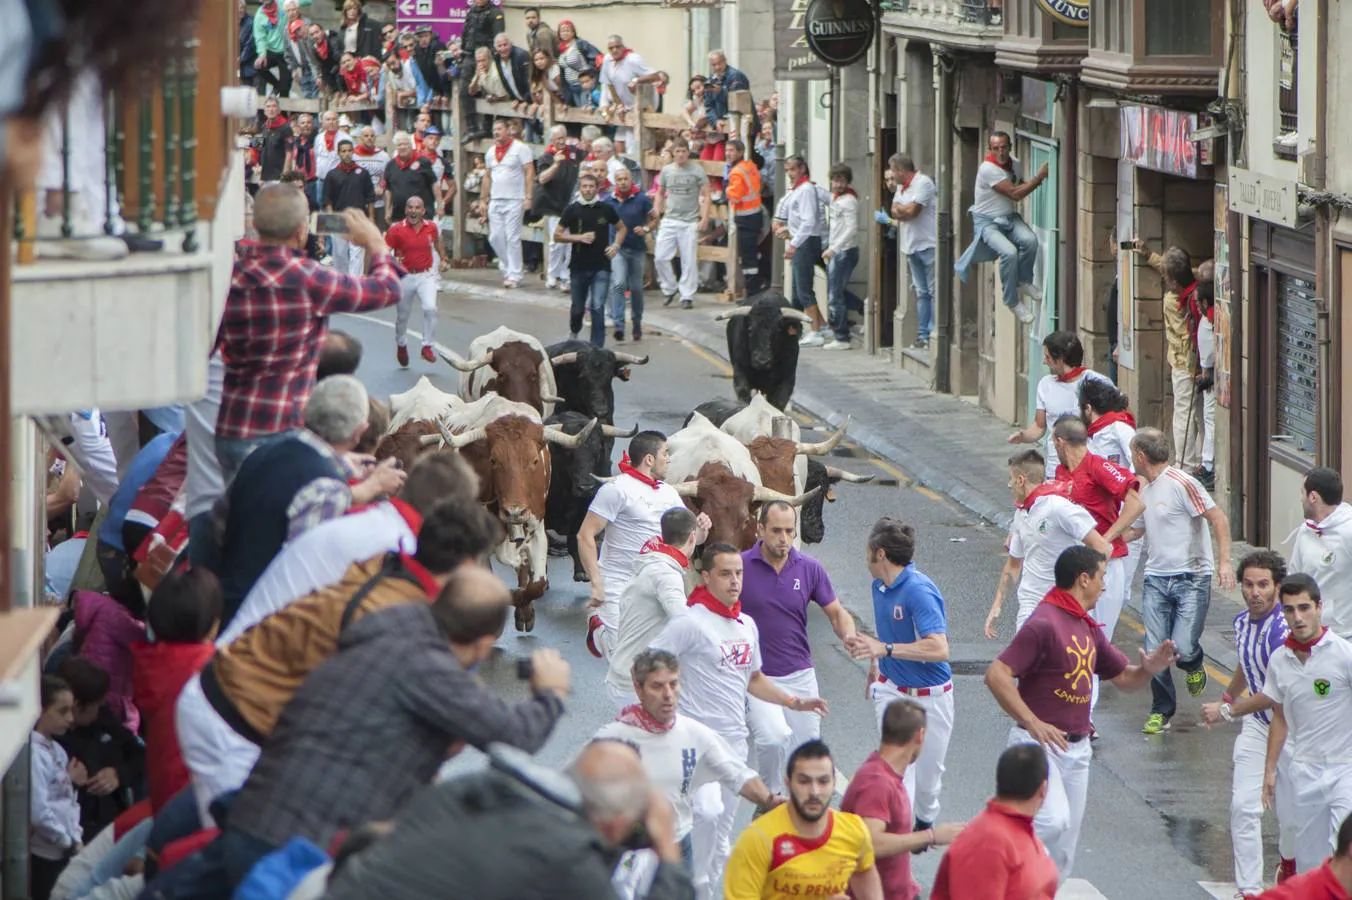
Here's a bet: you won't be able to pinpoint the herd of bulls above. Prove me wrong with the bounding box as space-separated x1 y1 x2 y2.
371 293 874 632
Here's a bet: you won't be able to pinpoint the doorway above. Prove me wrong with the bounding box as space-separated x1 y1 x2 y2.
1018 132 1060 423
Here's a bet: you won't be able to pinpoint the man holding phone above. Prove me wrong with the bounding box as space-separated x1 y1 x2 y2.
323 139 376 276
385 196 442 366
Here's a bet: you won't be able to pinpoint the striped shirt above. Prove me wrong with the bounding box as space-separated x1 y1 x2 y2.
1232 604 1288 725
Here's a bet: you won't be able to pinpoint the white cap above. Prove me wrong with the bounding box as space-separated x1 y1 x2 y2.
339 113 354 129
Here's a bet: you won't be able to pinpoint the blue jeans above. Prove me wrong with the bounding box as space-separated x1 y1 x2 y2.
826 246 858 341
214 431 287 487
983 215 1039 309
790 235 822 314
610 247 646 333
1142 571 1211 718
906 246 936 342
570 268 611 347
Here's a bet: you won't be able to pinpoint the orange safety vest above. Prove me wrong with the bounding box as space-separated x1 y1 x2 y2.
726 160 762 215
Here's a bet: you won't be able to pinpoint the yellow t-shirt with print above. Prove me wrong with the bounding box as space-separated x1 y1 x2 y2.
724 806 876 900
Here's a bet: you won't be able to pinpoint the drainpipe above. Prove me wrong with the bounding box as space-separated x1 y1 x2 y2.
933 50 955 394
1059 79 1079 334
1313 0 1331 462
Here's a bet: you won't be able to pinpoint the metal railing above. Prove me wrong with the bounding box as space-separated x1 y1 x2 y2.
884 0 1003 25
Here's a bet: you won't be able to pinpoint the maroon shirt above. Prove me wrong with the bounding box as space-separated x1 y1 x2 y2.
1054 452 1138 558
839 752 918 900
997 597 1129 735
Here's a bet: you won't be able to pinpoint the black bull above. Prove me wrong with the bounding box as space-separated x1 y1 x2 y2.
718 292 815 410
544 410 638 580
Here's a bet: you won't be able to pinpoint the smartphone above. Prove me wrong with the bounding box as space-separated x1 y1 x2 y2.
316 212 349 236
1118 240 1135 250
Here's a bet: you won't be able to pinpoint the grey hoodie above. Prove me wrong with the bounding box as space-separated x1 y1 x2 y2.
606 545 691 693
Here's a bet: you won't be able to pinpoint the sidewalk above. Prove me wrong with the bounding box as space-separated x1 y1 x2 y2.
438 270 1248 675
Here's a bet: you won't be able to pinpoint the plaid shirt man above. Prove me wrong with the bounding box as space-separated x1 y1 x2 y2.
215 244 404 440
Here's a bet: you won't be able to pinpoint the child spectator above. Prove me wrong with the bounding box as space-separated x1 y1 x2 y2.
31 676 83 900
55 658 146 842
71 590 144 733
131 567 222 814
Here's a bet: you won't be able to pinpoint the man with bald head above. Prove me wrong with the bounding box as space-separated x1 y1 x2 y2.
322 739 695 899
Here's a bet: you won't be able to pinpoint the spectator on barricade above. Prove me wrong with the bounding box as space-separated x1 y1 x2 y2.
289 113 318 207
492 33 533 111
337 0 381 59
525 7 556 57
382 52 419 108
705 50 751 130
282 0 319 99
337 52 375 103
412 26 445 97
600 34 662 156
556 20 601 107
530 47 566 112
305 23 341 95
252 0 293 98
258 98 293 183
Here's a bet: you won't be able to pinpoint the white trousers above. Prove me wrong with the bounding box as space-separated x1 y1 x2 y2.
1201 387 1216 469
1008 726 1092 880
871 679 955 824
606 680 631 712
1289 759 1352 873
1232 717 1297 892
654 219 700 302
691 733 748 900
747 668 821 795
488 198 525 281
330 235 366 276
395 270 439 348
175 674 260 827
1171 367 1202 470
545 215 572 284
1090 555 1128 713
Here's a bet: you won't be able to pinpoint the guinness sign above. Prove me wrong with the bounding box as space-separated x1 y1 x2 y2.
1035 0 1089 26
804 0 875 68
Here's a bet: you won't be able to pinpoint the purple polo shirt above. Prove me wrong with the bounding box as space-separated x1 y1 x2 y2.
739 542 837 677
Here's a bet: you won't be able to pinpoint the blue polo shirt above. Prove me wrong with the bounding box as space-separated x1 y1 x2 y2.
872 564 951 688
606 191 654 253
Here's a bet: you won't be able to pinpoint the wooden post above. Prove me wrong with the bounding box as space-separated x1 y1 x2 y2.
450 87 466 262
0 178 15 611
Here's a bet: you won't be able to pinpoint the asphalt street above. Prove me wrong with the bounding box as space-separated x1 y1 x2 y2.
336 294 1267 900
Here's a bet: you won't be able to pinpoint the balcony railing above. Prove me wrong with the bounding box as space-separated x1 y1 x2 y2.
880 0 1004 50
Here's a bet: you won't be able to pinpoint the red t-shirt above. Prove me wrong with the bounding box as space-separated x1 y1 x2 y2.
384 219 440 273
1256 863 1352 899
839 752 918 900
997 598 1129 735
931 800 1059 900
1054 453 1138 558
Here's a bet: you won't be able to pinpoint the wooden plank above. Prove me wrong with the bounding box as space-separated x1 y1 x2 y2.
256 96 323 114
727 90 753 116
328 98 381 114
450 88 467 261
553 106 639 127
640 111 688 132
696 244 735 263
464 216 547 244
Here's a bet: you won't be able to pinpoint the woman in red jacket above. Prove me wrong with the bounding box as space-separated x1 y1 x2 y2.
131 568 222 813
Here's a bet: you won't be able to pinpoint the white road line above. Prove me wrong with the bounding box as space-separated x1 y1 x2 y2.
1055 879 1111 899
1197 882 1240 899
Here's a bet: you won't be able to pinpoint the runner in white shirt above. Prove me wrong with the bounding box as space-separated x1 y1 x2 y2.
593 649 779 858
1009 331 1112 480
313 111 352 202
1080 376 1147 615
605 508 708 708
578 431 691 660
650 543 828 899
1261 574 1352 873
987 450 1109 636
481 118 536 288
1288 467 1352 639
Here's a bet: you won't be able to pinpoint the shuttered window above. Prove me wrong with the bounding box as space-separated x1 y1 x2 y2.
1274 273 1318 454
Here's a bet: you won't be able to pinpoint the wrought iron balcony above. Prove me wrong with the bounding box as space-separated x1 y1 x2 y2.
880 0 1004 52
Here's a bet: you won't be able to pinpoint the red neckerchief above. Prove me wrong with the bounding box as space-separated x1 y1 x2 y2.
292 137 316 180
1086 410 1136 437
1179 279 1203 344
984 152 1015 174
833 187 857 199
616 184 641 200
1205 306 1215 323
493 139 512 163
1306 519 1327 536
323 130 339 152
393 153 417 170
1056 366 1087 383
1018 480 1070 512
265 115 290 130
287 18 304 41
413 132 425 151
618 452 661 489
792 175 810 190
388 497 424 535
639 537 689 569
617 703 675 734
262 0 278 26
1285 626 1328 653
336 160 359 172
1042 586 1100 625
688 584 742 620
419 148 440 164
315 38 330 59
353 144 380 157
898 170 916 192
1178 279 1198 312
609 47 632 61
398 553 441 596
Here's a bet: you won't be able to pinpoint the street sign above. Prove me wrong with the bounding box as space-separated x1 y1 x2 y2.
1228 169 1298 228
775 0 829 79
396 0 500 45
1035 0 1089 25
804 0 875 68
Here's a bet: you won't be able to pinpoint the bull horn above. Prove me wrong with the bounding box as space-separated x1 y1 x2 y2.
441 350 493 372
589 474 617 485
612 352 649 365
601 423 638 439
448 426 488 449
779 307 815 324
418 433 444 447
541 394 566 404
796 418 850 456
825 466 875 484
542 417 598 449
752 484 823 508
713 307 752 321
549 351 580 366
671 480 701 498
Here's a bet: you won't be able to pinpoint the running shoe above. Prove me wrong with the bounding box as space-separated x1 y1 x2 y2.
396 345 409 368
1141 713 1171 734
421 345 436 363
1185 668 1208 697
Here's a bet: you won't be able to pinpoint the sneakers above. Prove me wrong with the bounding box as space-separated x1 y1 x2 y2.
421 345 436 363
822 338 852 351
1019 282 1042 304
910 338 930 351
681 299 693 310
614 328 625 342
546 278 558 290
1185 668 1208 696
396 345 410 368
503 278 521 289
1012 301 1035 325
1192 466 1216 490
799 330 826 347
663 292 678 307
1141 713 1171 734
559 280 570 293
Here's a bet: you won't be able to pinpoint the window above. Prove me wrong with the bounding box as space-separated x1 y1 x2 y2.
1143 0 1212 56
1275 273 1318 455
1277 29 1299 141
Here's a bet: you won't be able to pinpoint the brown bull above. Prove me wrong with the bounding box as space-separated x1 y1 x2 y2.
373 420 440 471
671 461 820 551
445 341 564 414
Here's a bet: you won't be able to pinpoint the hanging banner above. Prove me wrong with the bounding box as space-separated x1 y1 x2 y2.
1115 159 1136 372
1214 184 1233 408
775 0 829 80
1120 105 1200 179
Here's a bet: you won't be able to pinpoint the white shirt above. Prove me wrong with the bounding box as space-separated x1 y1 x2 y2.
220 503 418 646
1140 467 1217 576
592 716 755 839
588 474 685 626
484 139 535 201
893 173 937 255
606 551 691 694
185 353 225 520
1289 503 1352 638
69 409 119 506
1088 419 1137 471
353 148 392 208
972 158 1020 218
651 604 762 742
826 192 858 255
783 181 823 249
314 129 353 180
1034 369 1112 479
30 732 82 861
600 52 653 107
1262 630 1352 765
1009 493 1098 610
1197 317 1216 369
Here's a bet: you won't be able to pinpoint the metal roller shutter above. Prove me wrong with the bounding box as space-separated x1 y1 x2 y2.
1274 273 1318 454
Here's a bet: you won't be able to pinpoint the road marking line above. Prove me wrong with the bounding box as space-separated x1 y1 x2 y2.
1117 610 1231 683
1197 883 1239 899
679 339 735 376
915 485 943 502
1055 878 1110 898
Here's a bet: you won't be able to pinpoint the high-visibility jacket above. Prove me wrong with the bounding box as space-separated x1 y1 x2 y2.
726 160 762 215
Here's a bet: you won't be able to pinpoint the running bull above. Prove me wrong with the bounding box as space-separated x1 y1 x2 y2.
716 293 815 410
